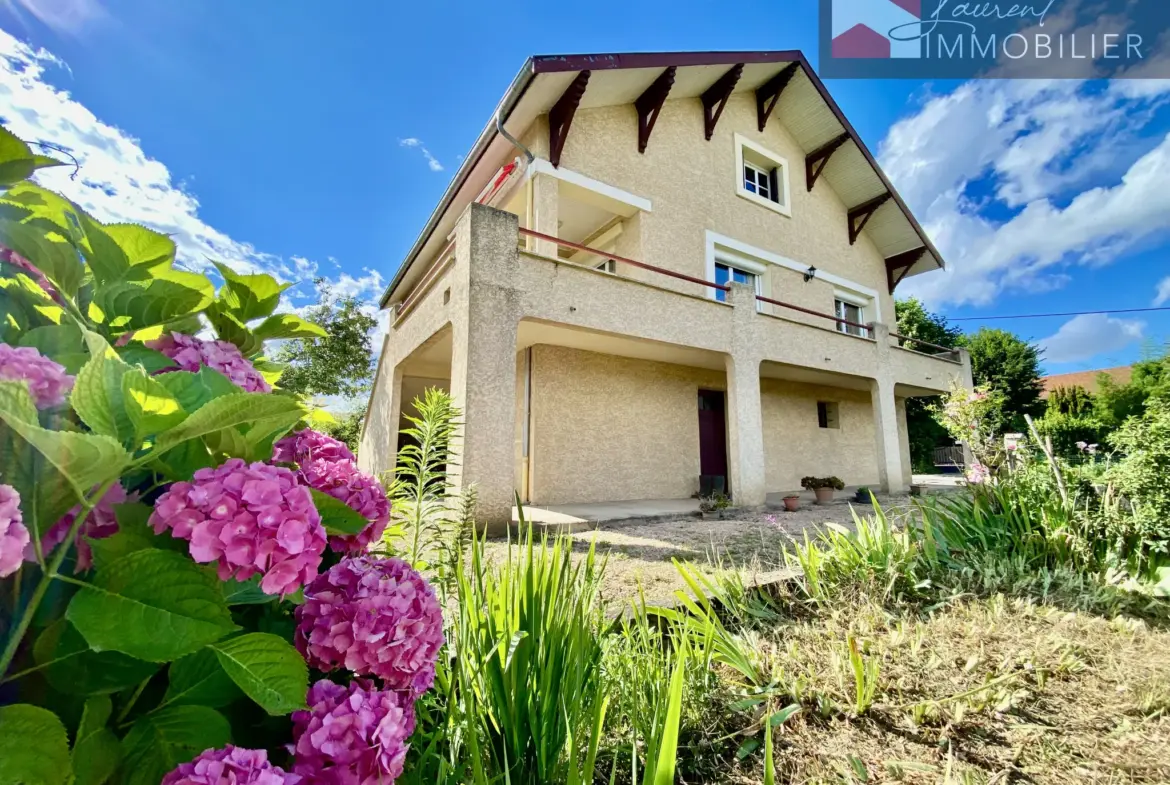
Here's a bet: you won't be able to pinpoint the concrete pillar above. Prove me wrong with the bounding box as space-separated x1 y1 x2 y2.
868 322 908 493
358 338 403 479
448 202 522 531
725 282 767 506
528 173 559 258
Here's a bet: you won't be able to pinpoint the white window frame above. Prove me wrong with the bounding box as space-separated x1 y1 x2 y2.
710 251 765 310
833 289 872 337
734 134 792 217
704 231 883 323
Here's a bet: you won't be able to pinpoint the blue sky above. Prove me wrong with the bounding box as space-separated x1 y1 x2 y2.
0 0 1166 375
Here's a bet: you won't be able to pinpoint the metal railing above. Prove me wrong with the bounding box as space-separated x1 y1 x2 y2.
889 331 961 360
933 445 966 468
395 239 455 323
755 294 872 338
518 227 730 295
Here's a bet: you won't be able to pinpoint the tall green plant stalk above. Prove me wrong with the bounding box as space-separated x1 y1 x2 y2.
455 522 608 784
389 388 459 569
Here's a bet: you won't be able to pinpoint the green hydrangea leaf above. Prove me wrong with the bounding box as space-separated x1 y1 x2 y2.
100 223 175 270
88 502 186 572
122 368 187 438
116 344 178 374
66 549 239 662
205 304 263 357
18 323 88 374
157 367 240 414
221 575 275 605
94 268 214 331
154 391 304 454
71 331 135 444
33 619 159 696
310 488 369 535
0 380 38 424
212 261 289 322
252 313 327 341
0 704 72 785
210 633 308 715
0 216 85 298
0 386 130 539
71 696 121 785
0 126 66 186
119 706 231 785
163 649 243 709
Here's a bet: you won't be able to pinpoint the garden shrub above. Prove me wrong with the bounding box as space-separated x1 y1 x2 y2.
0 124 443 785
1106 395 1170 567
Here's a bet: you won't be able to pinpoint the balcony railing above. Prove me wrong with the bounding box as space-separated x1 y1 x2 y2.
517 227 872 337
890 331 962 361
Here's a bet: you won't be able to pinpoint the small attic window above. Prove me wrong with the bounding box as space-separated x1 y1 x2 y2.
735 134 791 217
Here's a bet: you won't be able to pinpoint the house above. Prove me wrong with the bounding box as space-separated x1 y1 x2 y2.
1040 366 1132 398
359 51 973 527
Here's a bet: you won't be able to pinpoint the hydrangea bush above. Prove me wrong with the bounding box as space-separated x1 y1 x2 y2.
0 125 441 785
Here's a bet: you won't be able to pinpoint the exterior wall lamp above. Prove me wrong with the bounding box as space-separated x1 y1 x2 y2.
803 265 817 282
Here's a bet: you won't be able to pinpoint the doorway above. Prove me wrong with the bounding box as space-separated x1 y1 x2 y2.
697 389 729 496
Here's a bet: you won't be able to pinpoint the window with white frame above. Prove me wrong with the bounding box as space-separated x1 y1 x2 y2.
834 297 866 337
735 134 791 217
594 258 616 274
714 262 757 303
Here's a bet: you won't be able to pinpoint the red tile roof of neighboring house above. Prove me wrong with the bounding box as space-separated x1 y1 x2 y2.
1040 366 1132 398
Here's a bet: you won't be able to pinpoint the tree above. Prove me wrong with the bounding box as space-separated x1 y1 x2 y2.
321 405 366 453
1095 352 1170 430
895 299 962 471
957 327 1044 433
275 279 378 400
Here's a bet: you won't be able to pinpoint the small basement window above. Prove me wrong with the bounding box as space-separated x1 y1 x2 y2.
817 401 840 429
735 134 791 217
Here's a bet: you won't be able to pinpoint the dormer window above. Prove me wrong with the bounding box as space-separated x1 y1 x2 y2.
734 134 791 217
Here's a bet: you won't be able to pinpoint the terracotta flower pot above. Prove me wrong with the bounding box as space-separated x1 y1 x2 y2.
783 496 800 512
814 487 834 504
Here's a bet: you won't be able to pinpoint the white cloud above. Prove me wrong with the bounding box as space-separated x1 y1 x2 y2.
2 0 108 35
1155 276 1170 307
0 27 386 315
398 137 443 172
1039 313 1145 364
880 79 1170 308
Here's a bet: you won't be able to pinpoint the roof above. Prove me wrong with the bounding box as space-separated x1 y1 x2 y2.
379 50 945 308
1040 366 1133 397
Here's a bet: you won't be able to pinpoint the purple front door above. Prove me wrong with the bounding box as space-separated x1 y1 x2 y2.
697 389 728 495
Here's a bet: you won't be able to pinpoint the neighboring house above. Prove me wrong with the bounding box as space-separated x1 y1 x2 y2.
359 51 972 526
1040 366 1132 398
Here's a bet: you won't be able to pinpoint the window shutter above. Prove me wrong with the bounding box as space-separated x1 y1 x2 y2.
768 167 780 203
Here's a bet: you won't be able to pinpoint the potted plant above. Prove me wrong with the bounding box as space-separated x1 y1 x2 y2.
801 476 844 504
698 492 732 519
782 494 801 512
853 486 873 504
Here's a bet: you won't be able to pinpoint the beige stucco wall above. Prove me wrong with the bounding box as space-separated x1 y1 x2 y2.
548 93 896 330
528 344 721 504
526 344 895 505
760 380 880 492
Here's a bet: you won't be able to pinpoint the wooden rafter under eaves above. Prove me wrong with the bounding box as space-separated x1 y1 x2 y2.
886 247 926 292
756 62 799 132
635 67 676 154
549 71 590 167
847 193 892 245
805 133 850 192
701 63 744 140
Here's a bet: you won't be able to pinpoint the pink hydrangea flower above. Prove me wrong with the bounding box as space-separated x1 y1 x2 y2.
0 343 74 408
299 459 389 554
0 484 29 578
150 459 326 596
295 557 443 695
966 462 990 485
291 679 415 785
25 483 131 570
273 428 354 465
1 246 59 302
161 745 298 785
148 332 271 393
